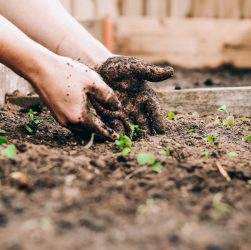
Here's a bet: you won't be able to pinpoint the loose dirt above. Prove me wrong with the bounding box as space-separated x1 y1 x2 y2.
0 104 250 250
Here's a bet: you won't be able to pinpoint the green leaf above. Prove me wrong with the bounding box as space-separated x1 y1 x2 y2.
0 137 8 145
218 105 227 113
1 145 17 160
192 112 199 118
223 116 235 127
204 133 220 147
228 151 237 157
47 115 55 122
188 128 196 133
137 153 156 165
162 148 173 157
0 129 6 134
244 135 251 142
116 135 132 149
152 162 162 173
167 112 175 121
201 150 211 160
121 147 132 157
25 124 34 134
247 180 251 185
129 124 142 139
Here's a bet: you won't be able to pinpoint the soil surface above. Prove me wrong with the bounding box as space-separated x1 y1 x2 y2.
0 105 250 250
153 66 251 91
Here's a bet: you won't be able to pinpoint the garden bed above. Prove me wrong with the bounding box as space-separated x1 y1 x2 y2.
0 104 250 250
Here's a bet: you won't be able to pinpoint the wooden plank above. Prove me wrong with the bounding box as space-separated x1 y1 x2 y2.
243 0 251 18
113 17 251 68
216 0 241 18
158 87 251 116
72 0 95 20
122 0 143 16
192 0 217 18
95 0 119 18
145 0 168 17
170 0 192 17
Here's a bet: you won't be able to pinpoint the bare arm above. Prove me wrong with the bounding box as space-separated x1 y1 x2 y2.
0 0 112 67
0 14 119 140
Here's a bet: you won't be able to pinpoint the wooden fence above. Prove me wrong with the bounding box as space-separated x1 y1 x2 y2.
61 0 251 19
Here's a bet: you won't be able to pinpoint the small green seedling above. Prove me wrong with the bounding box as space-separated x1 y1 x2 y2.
201 150 211 160
25 108 43 133
47 115 55 122
244 135 251 142
137 153 162 173
188 128 197 133
0 137 8 145
227 151 237 157
216 105 235 127
218 105 227 113
162 148 173 157
204 132 220 147
1 145 17 160
129 124 142 139
0 129 6 134
167 112 175 121
192 111 200 118
84 133 95 149
116 135 133 157
247 180 251 185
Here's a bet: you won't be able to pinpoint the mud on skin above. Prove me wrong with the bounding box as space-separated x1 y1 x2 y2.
94 56 174 135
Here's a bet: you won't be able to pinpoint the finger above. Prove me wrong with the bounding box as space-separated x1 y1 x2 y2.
87 74 121 111
132 112 151 134
108 119 125 134
144 91 166 134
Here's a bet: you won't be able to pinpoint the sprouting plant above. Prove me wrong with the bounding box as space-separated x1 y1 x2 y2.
244 135 251 142
116 135 133 157
192 111 200 118
47 115 55 122
25 108 43 133
201 150 211 160
162 148 173 157
84 133 95 149
0 129 6 134
129 124 142 139
247 180 251 185
227 151 237 157
204 132 220 147
0 137 8 145
167 112 175 121
216 105 235 127
188 128 197 133
212 193 231 215
137 153 162 173
1 145 17 160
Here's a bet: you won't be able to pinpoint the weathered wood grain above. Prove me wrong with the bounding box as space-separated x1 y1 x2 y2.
145 0 168 17
192 0 217 18
158 87 251 115
170 0 192 17
216 0 241 18
113 18 251 68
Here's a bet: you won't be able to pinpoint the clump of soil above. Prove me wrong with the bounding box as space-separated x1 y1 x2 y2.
0 104 250 250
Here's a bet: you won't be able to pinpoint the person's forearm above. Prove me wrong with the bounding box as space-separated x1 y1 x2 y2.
0 15 52 86
0 0 112 67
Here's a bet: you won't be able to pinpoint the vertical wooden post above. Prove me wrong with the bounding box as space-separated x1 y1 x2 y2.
145 0 168 17
216 0 241 18
170 0 192 17
192 0 217 18
122 0 143 16
243 0 251 18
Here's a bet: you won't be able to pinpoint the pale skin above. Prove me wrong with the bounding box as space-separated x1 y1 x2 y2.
0 0 173 140
0 0 119 140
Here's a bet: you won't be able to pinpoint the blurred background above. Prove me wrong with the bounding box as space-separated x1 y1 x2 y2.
1 0 251 105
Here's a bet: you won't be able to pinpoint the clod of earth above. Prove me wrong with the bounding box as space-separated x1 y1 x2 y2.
93 56 174 135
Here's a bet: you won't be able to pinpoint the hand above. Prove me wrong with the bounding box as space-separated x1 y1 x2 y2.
93 56 174 134
32 55 121 141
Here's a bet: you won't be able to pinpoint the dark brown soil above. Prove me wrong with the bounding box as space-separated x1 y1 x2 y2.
0 104 250 250
153 65 251 91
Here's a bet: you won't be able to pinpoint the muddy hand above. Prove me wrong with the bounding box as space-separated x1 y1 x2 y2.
94 56 174 134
